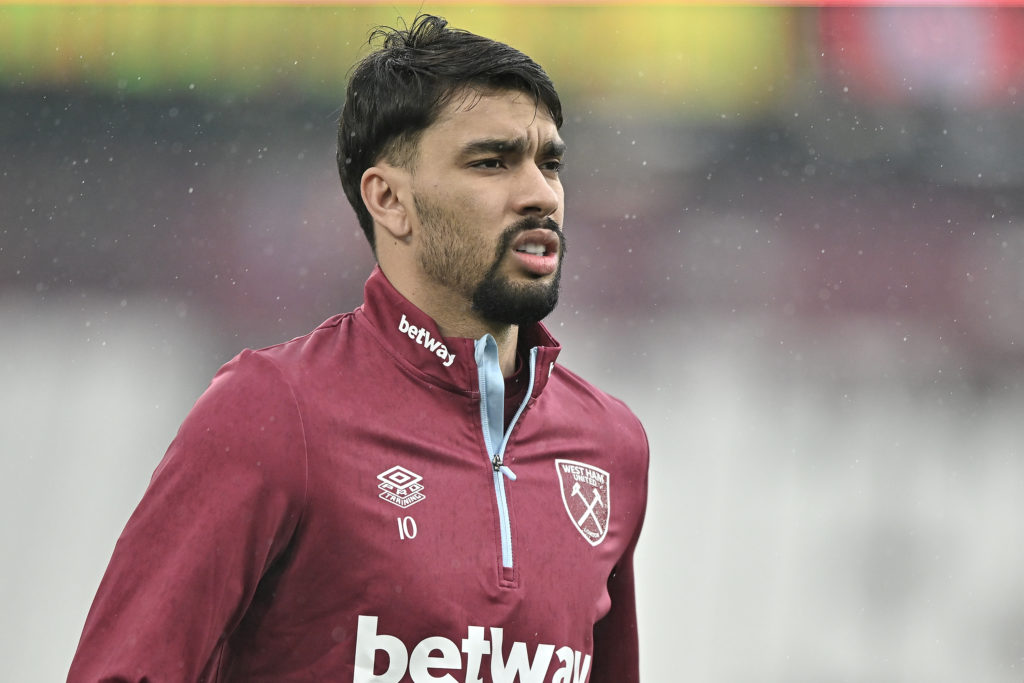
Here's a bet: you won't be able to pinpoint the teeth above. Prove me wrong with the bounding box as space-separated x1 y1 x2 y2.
515 243 546 255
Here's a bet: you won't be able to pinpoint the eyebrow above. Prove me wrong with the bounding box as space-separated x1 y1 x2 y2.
460 136 566 159
542 138 567 158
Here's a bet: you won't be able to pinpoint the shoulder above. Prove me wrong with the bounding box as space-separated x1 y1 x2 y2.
138 345 311 522
545 364 649 461
160 330 326 489
246 312 352 373
551 365 645 432
187 311 362 445
190 313 356 434
200 346 300 419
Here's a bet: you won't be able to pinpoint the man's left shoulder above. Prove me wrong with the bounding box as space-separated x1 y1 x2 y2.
547 364 647 442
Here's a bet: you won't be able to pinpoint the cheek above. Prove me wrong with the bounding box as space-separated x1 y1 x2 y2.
456 193 509 242
552 185 566 217
443 186 491 221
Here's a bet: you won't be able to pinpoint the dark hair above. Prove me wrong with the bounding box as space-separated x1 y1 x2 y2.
337 14 563 251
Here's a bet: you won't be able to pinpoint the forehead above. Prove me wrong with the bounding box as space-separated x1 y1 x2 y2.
425 88 562 148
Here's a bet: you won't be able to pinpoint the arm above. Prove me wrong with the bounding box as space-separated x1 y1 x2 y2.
67 351 307 683
591 549 642 683
590 419 650 683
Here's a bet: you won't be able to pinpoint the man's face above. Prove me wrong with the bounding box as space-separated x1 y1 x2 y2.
408 89 566 327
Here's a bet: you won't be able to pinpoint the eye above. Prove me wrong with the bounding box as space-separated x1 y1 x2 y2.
540 160 565 174
471 158 505 170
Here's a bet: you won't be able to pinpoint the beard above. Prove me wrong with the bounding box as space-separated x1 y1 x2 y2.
414 194 566 327
471 221 565 326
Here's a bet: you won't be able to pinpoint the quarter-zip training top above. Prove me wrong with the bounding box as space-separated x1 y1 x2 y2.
69 266 650 683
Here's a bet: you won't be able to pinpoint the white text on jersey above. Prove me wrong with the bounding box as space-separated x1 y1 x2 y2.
399 314 455 367
354 615 591 683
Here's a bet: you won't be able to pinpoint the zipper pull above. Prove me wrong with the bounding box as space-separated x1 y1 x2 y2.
491 455 517 481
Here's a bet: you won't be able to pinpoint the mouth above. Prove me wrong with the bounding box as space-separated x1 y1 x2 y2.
514 243 548 256
509 228 560 276
512 228 560 256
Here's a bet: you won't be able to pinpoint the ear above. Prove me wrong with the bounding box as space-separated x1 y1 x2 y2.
361 164 412 242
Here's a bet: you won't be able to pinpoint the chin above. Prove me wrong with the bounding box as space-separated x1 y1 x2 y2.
472 273 561 327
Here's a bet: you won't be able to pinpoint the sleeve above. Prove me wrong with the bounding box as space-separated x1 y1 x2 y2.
589 416 650 683
67 350 308 683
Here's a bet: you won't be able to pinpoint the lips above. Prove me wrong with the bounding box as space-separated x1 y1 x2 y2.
512 228 559 256
510 228 560 276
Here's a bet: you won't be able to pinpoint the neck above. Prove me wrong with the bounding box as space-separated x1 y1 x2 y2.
380 263 520 377
433 311 520 379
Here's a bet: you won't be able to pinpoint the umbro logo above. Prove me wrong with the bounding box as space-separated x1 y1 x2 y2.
377 465 426 509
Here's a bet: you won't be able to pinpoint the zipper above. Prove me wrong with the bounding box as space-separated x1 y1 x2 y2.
474 335 538 571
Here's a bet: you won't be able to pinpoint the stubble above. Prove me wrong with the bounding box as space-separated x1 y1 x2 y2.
413 193 566 327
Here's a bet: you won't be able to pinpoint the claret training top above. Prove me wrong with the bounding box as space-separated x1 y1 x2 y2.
69 267 650 683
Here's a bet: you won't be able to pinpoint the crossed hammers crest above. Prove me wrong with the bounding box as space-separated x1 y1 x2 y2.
570 480 605 530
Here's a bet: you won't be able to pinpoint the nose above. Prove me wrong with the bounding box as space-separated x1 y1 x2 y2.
513 164 561 218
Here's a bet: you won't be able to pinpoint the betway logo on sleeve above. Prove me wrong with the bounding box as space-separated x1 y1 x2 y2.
398 314 455 368
355 615 592 683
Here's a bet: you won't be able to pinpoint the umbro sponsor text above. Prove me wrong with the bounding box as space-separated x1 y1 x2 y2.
377 466 426 509
399 314 455 367
354 615 592 683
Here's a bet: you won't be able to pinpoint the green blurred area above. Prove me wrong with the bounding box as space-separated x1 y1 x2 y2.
0 4 795 115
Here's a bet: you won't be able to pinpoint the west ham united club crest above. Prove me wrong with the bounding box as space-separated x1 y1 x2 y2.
555 459 610 546
377 465 426 509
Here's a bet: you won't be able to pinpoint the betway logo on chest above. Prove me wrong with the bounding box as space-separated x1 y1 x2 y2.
355 615 592 683
399 314 455 368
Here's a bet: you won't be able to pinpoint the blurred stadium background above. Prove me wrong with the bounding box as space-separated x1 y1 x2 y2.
3 3 1024 681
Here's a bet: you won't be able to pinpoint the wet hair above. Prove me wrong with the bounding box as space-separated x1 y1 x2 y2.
337 14 563 252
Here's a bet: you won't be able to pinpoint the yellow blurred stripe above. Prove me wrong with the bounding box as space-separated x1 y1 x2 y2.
0 4 794 114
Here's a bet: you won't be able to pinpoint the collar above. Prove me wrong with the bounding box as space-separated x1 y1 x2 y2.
353 266 562 396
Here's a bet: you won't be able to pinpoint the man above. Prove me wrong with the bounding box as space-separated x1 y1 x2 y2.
69 14 648 683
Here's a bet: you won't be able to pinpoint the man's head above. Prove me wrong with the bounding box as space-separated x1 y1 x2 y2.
338 14 563 252
339 15 567 329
